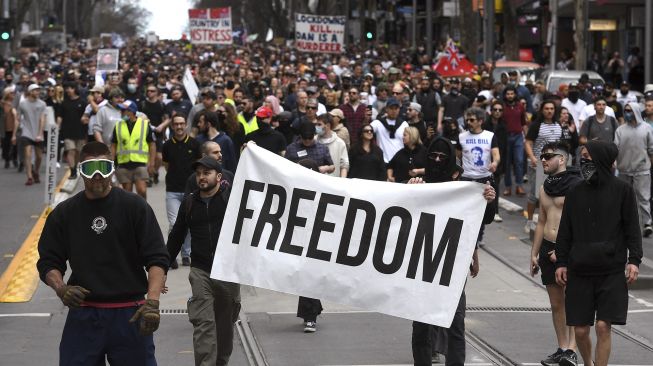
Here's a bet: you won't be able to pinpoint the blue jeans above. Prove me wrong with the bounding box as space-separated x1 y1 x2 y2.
504 133 525 187
60 306 156 366
166 191 191 259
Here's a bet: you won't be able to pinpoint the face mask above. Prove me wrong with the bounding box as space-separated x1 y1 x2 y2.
624 111 635 123
568 91 579 103
580 158 598 184
127 84 137 93
315 126 324 136
508 81 516 86
122 115 130 122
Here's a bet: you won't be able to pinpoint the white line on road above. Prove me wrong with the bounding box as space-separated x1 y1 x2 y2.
0 313 51 317
320 364 493 366
628 293 653 308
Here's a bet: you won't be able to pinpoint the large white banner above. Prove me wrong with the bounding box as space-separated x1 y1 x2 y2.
188 8 233 45
294 13 345 53
211 144 486 327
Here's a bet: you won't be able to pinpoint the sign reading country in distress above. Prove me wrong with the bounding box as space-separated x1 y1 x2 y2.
294 13 346 53
188 7 233 45
211 144 486 327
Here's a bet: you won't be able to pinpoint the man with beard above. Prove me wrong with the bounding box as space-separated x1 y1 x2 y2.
167 156 240 366
555 141 642 366
339 87 367 144
561 83 587 131
441 78 470 130
501 86 528 197
414 76 440 131
530 142 582 366
410 137 495 366
371 98 409 163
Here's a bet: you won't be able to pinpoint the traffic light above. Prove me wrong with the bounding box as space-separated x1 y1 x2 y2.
364 19 376 41
0 18 11 42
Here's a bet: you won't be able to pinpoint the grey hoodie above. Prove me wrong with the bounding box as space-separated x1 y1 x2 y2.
614 102 653 174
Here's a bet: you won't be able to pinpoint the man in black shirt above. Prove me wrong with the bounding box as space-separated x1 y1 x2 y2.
140 85 169 184
441 78 470 129
57 82 87 179
244 106 287 156
167 156 240 366
37 141 169 365
162 114 201 267
165 86 192 119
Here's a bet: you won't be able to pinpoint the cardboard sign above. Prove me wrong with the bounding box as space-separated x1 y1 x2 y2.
188 8 233 45
96 49 119 72
294 13 345 53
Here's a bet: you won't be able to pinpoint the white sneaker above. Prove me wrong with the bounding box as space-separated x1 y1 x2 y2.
524 220 533 234
493 214 503 222
304 321 317 333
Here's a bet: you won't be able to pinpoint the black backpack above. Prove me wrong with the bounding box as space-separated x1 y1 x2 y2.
584 115 618 142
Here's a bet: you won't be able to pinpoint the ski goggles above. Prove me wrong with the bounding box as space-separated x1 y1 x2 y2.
78 159 115 179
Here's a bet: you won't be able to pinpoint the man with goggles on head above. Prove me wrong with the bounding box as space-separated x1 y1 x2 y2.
37 141 169 365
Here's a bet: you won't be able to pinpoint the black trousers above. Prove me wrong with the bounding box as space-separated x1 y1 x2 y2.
412 292 466 366
297 297 323 322
1 132 16 163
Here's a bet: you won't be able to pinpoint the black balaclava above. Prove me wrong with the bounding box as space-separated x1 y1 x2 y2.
425 137 457 183
582 140 618 185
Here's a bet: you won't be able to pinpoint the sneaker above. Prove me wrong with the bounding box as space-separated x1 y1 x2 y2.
153 173 159 184
303 321 317 333
431 352 443 363
644 224 653 238
494 213 503 222
25 177 33 186
181 257 191 266
515 186 526 196
559 349 578 366
170 259 179 270
33 171 40 183
541 348 564 366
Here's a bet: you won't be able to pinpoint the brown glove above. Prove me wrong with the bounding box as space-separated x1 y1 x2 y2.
129 299 160 336
55 285 90 307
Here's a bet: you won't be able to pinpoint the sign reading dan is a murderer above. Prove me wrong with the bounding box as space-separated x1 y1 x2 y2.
211 144 486 327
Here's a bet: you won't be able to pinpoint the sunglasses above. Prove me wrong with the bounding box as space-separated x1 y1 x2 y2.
428 152 448 160
78 159 115 179
540 153 561 161
492 108 503 112
307 106 317 110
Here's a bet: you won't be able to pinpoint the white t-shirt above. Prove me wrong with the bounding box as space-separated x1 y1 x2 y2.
561 98 587 130
371 118 409 163
459 130 496 179
578 104 615 126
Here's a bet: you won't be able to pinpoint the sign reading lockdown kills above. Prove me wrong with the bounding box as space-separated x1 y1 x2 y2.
294 13 346 53
188 8 232 45
211 144 486 327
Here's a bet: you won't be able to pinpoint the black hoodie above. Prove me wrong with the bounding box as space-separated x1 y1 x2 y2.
555 141 642 275
424 137 458 183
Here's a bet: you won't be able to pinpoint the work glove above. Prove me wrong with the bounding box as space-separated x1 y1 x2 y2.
129 299 160 336
55 285 90 307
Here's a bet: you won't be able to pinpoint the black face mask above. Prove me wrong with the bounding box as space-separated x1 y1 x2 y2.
580 158 598 184
568 91 580 103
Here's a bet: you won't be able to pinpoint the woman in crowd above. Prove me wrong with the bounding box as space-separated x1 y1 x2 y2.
348 125 385 181
387 126 427 183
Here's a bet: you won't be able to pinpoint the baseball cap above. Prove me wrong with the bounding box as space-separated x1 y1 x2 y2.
255 106 273 119
90 85 105 94
191 156 222 173
117 100 138 114
328 108 345 120
201 89 217 99
388 67 400 75
409 102 422 113
306 86 318 94
27 84 41 92
386 97 401 108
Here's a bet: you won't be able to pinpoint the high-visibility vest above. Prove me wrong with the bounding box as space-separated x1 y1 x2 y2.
238 113 259 135
115 117 149 164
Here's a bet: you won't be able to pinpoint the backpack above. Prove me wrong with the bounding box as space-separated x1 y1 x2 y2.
585 115 618 142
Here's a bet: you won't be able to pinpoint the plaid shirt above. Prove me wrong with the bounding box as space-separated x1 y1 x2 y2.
286 140 333 166
340 103 367 145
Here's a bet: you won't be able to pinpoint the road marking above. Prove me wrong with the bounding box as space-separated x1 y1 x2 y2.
0 312 51 317
498 197 523 212
0 170 70 303
628 293 653 308
321 364 493 366
628 309 653 313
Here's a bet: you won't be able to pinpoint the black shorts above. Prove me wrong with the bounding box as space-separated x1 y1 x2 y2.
565 271 628 326
20 136 43 148
538 239 557 286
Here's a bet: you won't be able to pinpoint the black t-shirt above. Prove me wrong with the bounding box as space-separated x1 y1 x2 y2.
140 99 167 126
442 94 470 120
243 125 287 155
59 96 87 140
36 188 169 302
162 136 201 192
165 99 193 119
388 144 427 183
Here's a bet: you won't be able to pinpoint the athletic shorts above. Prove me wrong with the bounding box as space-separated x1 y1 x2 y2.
20 136 43 148
565 271 628 326
115 166 149 184
538 239 557 286
64 138 86 152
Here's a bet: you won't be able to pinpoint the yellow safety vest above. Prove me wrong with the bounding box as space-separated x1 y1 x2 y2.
115 117 149 164
238 113 259 135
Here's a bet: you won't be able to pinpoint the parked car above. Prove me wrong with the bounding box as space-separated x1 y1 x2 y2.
487 61 543 84
540 70 604 92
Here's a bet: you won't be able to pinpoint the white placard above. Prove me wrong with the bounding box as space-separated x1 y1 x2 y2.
183 68 199 104
188 8 233 45
44 108 59 208
96 49 119 72
211 144 486 327
294 13 346 53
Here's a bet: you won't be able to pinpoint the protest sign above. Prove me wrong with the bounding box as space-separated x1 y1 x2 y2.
96 49 119 72
211 144 486 327
183 68 199 104
294 13 346 53
188 8 233 45
44 108 58 209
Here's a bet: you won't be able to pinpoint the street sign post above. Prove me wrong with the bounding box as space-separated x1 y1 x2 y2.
44 107 58 210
